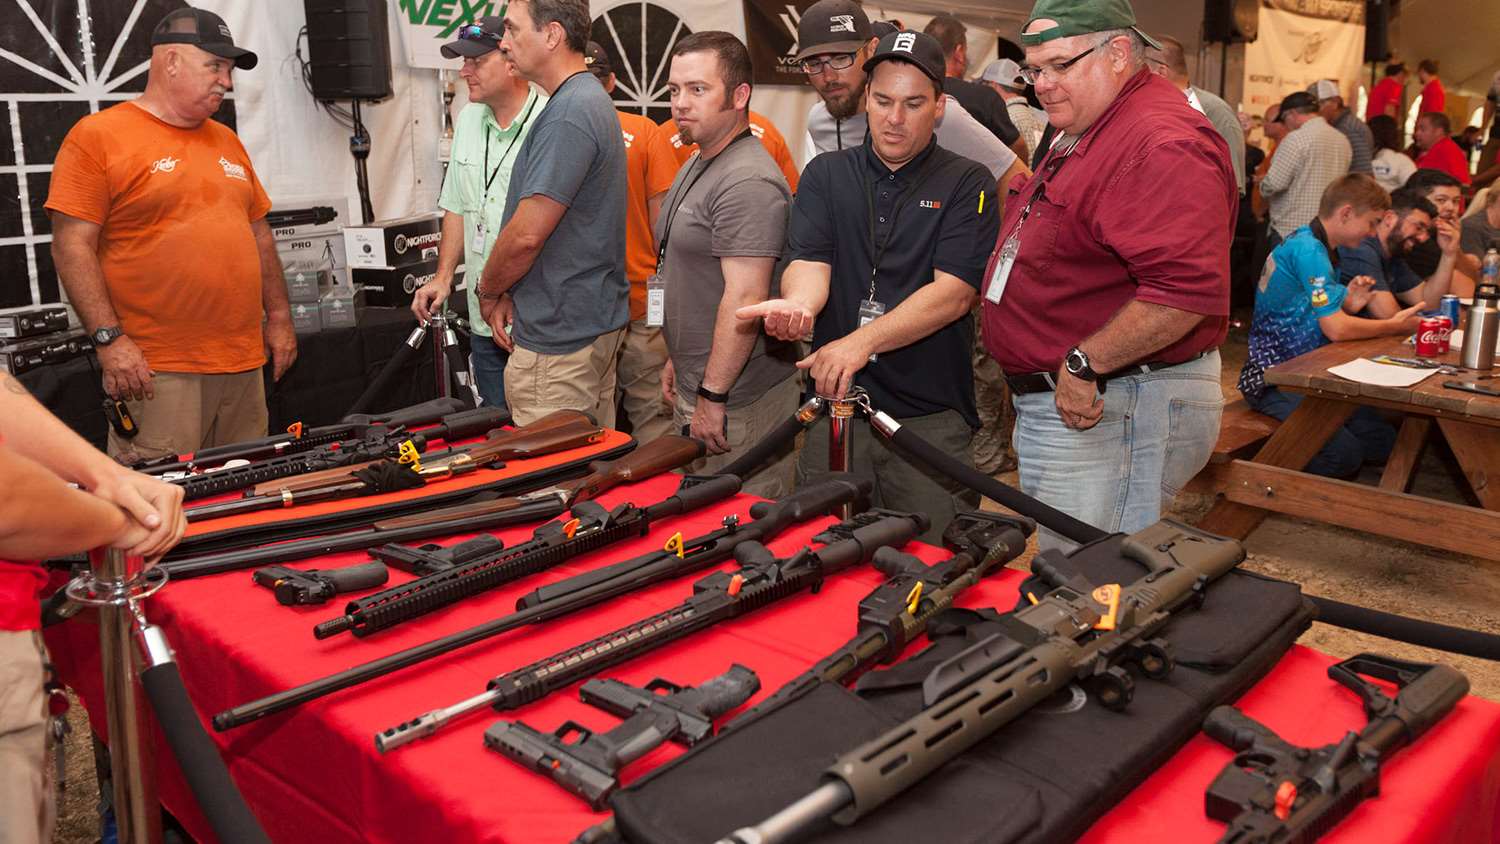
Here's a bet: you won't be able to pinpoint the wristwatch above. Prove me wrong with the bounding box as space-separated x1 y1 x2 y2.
91 325 124 347
1064 346 1099 382
696 384 729 404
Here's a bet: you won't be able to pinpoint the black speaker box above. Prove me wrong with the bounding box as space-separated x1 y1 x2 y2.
1203 0 1258 44
1365 0 1391 62
303 0 394 101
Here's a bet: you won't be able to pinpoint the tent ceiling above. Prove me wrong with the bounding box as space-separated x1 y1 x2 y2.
1391 0 1499 97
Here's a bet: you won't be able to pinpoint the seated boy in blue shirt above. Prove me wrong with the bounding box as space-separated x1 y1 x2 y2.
1239 174 1426 478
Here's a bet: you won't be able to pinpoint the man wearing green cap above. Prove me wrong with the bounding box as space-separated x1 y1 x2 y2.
981 0 1236 549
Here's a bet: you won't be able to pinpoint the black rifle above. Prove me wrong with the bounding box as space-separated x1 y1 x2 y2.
718 519 1246 844
211 474 868 731
133 397 473 475
729 510 1031 724
372 508 929 753
1203 653 1468 843
313 473 743 639
251 561 390 606
172 404 507 501
165 435 705 581
486 665 760 808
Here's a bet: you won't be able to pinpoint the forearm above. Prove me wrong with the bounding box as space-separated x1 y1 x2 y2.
854 277 975 356
780 260 833 316
1078 299 1206 372
1365 291 1398 318
254 223 293 324
1416 251 1457 305
700 260 775 393
1456 251 1481 282
0 446 128 558
434 211 466 286
1259 151 1295 196
52 239 119 332
0 374 122 484
1321 311 1412 342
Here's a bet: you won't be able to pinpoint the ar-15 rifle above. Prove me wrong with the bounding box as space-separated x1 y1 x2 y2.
211 474 870 731
487 665 761 808
252 561 390 606
719 518 1246 844
312 472 743 639
163 435 705 580
134 397 472 475
1202 653 1467 843
372 508 929 754
183 413 603 521
172 404 511 501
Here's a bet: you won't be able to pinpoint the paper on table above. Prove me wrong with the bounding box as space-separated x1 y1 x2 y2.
1327 358 1441 387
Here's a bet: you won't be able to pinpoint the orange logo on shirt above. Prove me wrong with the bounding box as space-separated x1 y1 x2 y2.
919 199 942 209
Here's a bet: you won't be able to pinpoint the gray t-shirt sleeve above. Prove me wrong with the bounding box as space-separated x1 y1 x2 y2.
1462 215 1497 258
513 119 600 209
709 175 788 259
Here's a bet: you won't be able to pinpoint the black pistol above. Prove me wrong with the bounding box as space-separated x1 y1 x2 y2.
252 561 390 606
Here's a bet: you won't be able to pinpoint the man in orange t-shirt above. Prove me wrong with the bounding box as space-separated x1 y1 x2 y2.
586 43 678 440
655 110 800 192
45 9 296 462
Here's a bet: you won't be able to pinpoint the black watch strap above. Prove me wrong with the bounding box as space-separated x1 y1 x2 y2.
696 384 729 404
91 326 124 347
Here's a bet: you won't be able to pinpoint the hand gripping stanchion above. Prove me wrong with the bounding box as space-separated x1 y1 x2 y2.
67 552 270 844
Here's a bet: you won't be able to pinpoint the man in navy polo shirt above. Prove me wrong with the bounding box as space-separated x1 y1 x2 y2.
739 31 999 541
1337 187 1451 316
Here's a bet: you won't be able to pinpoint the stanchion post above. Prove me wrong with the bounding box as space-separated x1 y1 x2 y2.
826 395 857 519
87 547 163 844
430 310 452 400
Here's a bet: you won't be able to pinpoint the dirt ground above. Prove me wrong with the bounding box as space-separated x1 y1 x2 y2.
47 319 1500 840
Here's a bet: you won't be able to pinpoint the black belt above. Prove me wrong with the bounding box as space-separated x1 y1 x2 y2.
1005 353 1207 396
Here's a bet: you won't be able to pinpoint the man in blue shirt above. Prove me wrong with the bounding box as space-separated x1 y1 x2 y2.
1239 174 1425 477
1337 186 1454 317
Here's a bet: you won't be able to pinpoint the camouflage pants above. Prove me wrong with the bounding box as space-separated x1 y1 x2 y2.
970 311 1016 475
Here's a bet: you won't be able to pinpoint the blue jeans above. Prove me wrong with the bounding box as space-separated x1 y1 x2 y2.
1013 351 1224 551
469 333 509 411
1247 387 1395 479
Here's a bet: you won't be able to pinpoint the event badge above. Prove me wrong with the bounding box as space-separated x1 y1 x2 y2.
646 274 665 327
858 298 885 363
471 221 487 255
986 234 1020 304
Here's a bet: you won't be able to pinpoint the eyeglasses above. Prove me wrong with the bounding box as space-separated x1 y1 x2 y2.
800 52 857 75
1019 44 1099 85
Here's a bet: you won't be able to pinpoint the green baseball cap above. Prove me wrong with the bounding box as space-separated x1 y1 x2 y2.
1020 0 1161 50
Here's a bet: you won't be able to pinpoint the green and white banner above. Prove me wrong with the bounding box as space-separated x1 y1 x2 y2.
393 0 503 69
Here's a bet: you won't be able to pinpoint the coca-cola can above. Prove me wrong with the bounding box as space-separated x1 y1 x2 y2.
1434 314 1453 354
1417 316 1446 357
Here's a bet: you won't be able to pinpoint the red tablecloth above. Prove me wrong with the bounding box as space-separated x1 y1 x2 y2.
47 474 1500 843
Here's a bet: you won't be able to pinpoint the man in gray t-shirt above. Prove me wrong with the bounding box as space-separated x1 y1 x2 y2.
658 32 799 496
1462 189 1500 265
473 0 629 427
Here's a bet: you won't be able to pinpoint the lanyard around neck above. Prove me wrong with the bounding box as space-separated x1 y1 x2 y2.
656 128 756 268
482 94 539 199
862 148 938 301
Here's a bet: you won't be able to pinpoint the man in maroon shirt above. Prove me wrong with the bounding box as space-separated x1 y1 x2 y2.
980 0 1235 548
1414 111 1472 186
0 372 184 843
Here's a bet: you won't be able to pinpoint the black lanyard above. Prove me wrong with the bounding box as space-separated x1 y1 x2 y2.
482 94 539 198
656 128 757 268
862 149 939 301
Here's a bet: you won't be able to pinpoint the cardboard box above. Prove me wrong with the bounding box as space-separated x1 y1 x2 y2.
320 288 361 329
0 305 70 340
0 328 89 375
276 233 346 302
289 302 322 335
343 213 445 269
353 261 462 308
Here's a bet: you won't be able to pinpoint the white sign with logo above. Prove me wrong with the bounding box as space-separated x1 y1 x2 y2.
393 0 504 70
1242 6 1366 115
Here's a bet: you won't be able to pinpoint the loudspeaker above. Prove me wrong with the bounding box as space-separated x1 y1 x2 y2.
303 0 393 101
1203 0 1259 44
1364 0 1391 62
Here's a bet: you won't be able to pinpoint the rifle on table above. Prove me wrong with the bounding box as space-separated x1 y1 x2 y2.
718 519 1246 844
183 414 604 522
212 474 870 731
372 508 928 753
131 397 475 476
1202 653 1467 844
162 435 704 581
171 404 511 501
312 471 742 639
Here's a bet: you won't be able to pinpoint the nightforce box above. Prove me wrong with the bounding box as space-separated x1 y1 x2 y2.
0 305 70 340
343 213 445 269
353 261 462 308
0 328 89 375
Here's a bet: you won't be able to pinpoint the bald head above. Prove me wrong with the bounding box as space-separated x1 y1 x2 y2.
1145 35 1188 87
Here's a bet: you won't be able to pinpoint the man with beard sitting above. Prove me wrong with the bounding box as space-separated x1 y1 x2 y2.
1337 186 1456 317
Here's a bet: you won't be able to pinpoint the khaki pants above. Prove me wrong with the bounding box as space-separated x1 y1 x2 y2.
0 630 52 844
673 375 799 499
797 409 980 544
107 369 269 462
505 328 627 429
618 319 674 443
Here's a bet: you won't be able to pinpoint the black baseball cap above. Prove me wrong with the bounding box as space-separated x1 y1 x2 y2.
1275 91 1318 121
585 42 613 78
440 16 504 59
151 8 257 70
862 30 945 86
795 0 873 62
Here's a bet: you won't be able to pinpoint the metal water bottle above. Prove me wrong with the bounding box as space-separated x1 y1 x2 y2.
1459 253 1500 370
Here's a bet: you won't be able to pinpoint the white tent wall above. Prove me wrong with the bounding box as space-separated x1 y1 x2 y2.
208 0 1212 224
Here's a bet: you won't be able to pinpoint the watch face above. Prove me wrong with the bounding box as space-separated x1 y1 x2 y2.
1066 349 1086 373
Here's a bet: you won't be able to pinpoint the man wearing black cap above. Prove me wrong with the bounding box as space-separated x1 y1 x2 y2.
412 17 543 409
740 31 1000 541
922 14 1020 148
46 7 296 463
796 0 1023 191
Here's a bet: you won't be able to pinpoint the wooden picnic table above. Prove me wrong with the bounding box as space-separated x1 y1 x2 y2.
1198 335 1500 560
